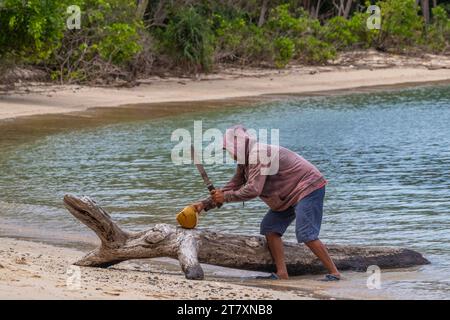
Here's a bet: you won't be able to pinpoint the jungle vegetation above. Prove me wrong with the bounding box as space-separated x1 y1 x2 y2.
0 0 448 83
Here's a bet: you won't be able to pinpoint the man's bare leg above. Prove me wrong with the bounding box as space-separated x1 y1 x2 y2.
305 239 340 278
265 232 289 279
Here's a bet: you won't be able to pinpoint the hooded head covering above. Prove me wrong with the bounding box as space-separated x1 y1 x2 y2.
223 125 256 164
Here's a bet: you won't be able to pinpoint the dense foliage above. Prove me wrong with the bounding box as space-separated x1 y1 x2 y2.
0 0 449 83
0 0 66 61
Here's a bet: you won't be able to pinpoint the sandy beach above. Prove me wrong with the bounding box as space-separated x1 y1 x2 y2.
1 51 449 121
1 51 449 300
0 235 433 300
0 237 318 300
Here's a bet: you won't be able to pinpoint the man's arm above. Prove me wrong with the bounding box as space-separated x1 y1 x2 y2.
223 163 267 202
211 161 268 204
194 165 246 212
222 164 245 192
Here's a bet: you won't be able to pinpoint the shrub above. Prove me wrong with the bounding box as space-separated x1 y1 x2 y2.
213 15 272 64
376 0 424 50
266 4 315 37
159 7 214 72
274 36 295 68
347 11 379 49
267 4 333 66
295 36 336 64
322 12 378 50
323 16 359 50
426 5 450 53
50 0 145 82
98 23 142 65
0 0 146 83
0 0 67 62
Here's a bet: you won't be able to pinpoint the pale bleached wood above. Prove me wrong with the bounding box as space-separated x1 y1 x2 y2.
64 195 430 280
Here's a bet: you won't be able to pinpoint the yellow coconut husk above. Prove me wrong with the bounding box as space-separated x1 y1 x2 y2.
176 205 199 229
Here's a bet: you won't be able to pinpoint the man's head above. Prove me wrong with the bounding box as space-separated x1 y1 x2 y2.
223 125 254 163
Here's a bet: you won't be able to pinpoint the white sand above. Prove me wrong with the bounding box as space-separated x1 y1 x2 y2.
1 66 449 121
0 238 315 300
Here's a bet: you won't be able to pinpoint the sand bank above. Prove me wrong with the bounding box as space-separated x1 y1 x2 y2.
1 65 449 121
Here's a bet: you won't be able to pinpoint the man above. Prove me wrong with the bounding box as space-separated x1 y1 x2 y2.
193 125 340 281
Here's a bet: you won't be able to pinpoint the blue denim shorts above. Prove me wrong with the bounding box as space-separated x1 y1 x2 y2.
260 186 325 243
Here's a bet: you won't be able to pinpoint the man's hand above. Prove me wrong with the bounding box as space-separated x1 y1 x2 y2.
192 202 205 213
210 189 225 205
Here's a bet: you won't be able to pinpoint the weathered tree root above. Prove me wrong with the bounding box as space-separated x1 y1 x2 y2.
64 194 430 280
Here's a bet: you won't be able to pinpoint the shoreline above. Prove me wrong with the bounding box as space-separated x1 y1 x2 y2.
1 62 448 300
1 66 449 122
0 235 432 300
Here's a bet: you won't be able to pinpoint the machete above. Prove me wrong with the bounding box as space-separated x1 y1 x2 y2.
191 144 222 208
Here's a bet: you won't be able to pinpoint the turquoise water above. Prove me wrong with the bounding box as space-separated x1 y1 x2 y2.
0 84 449 298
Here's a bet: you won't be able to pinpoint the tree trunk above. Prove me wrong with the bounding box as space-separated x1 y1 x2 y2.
313 0 322 20
334 0 343 16
151 0 167 27
136 0 149 20
64 195 430 280
258 0 269 27
421 0 430 24
343 0 354 19
302 0 311 14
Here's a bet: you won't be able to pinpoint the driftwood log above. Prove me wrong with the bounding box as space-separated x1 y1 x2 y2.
64 195 430 280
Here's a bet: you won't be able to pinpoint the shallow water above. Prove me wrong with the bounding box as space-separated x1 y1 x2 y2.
0 84 449 299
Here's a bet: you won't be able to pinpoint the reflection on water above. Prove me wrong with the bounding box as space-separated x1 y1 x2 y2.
0 84 449 299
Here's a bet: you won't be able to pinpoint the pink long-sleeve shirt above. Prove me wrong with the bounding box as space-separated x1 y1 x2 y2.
201 126 327 212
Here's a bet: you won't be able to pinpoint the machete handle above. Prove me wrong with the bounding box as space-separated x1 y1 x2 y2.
208 184 222 208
